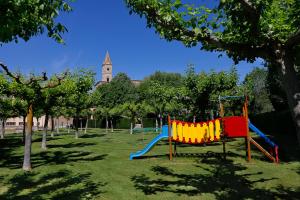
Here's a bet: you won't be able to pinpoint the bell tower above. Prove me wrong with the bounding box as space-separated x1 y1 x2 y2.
102 51 112 82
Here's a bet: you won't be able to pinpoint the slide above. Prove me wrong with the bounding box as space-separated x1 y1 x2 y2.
130 125 169 160
249 121 278 148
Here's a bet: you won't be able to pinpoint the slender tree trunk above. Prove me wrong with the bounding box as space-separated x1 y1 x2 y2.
56 117 59 134
22 115 26 143
155 118 158 132
210 110 214 120
51 116 54 137
279 53 300 145
0 119 5 139
36 117 38 131
141 118 143 128
75 117 79 139
41 114 49 150
80 119 83 132
130 122 133 134
110 119 113 132
106 117 108 133
51 116 54 132
23 104 33 171
85 118 88 134
193 115 196 123
160 114 163 130
67 119 70 134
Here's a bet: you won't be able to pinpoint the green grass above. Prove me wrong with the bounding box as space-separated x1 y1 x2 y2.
0 129 299 200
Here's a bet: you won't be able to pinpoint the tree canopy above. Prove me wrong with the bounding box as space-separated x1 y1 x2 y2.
0 0 72 44
126 0 300 144
126 0 300 63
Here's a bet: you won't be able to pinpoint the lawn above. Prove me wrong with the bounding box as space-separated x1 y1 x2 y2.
0 129 299 200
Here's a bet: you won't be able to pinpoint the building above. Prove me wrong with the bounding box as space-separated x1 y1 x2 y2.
5 51 141 130
95 51 142 87
5 116 71 131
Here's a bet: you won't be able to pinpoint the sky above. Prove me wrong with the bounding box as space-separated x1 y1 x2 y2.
0 0 264 82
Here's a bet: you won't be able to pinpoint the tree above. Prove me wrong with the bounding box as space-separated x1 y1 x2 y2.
182 66 239 120
0 63 67 171
0 0 72 44
38 77 70 149
265 63 289 111
93 73 137 132
243 67 274 115
65 69 95 139
126 0 300 144
139 80 175 129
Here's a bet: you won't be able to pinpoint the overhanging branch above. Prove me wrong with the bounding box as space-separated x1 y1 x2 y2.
286 29 300 48
42 71 68 89
0 62 22 84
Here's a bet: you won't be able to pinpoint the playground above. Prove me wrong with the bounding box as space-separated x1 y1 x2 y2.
0 127 299 199
130 96 279 163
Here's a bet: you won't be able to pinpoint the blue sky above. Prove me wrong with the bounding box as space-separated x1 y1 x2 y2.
0 0 264 82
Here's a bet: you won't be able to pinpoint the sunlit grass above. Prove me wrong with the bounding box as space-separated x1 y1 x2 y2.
0 128 299 199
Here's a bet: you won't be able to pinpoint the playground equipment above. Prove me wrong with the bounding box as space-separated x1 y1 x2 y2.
130 96 279 163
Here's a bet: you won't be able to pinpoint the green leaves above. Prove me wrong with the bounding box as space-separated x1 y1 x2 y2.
0 0 73 44
126 0 300 63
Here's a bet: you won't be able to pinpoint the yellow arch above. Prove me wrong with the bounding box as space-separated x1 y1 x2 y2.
215 119 221 140
183 123 189 142
178 122 183 142
202 123 208 142
209 121 214 141
172 121 177 140
196 123 201 143
190 123 195 143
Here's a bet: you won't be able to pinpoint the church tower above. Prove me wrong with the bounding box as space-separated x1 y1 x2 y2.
102 51 113 82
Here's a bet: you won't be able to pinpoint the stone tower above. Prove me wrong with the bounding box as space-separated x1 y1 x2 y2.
102 51 112 82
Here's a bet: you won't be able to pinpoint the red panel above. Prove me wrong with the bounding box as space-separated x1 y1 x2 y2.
223 116 248 138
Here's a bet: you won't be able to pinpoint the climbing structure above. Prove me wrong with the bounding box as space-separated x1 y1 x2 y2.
171 119 221 144
130 95 279 163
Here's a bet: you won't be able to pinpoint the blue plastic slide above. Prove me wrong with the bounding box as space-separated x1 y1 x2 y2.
249 121 278 148
130 125 169 160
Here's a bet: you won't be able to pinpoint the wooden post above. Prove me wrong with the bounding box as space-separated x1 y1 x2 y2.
219 101 226 160
168 115 172 161
244 97 251 162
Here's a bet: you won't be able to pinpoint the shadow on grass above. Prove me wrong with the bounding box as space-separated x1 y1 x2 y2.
0 169 106 199
0 150 107 169
79 133 106 139
131 157 299 199
47 142 97 149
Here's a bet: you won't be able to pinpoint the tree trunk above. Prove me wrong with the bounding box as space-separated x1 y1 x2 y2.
75 117 79 139
41 114 49 150
141 118 143 128
110 119 113 132
51 116 54 132
22 115 26 143
193 115 196 123
160 114 163 130
51 116 54 137
279 53 300 145
23 104 33 171
56 117 59 134
155 118 158 132
106 117 108 133
67 120 70 134
0 119 5 139
80 119 83 132
85 118 88 134
130 122 133 134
